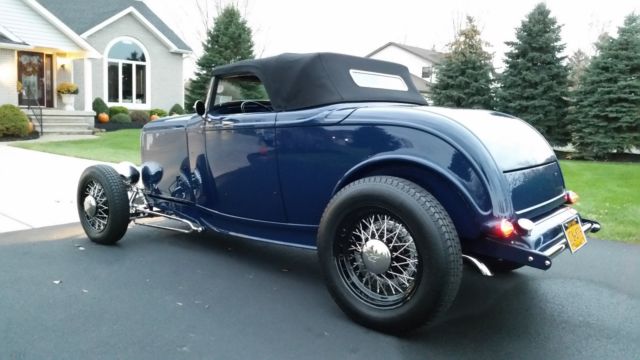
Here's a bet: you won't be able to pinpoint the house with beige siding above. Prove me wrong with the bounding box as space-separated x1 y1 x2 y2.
367 42 444 100
0 0 191 134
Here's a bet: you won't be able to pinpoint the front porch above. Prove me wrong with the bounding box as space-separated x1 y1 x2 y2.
22 108 94 135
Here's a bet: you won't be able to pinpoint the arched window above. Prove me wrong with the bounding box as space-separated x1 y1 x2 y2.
105 37 149 106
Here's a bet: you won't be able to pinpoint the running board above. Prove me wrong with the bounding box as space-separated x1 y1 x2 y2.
133 208 204 234
462 254 493 277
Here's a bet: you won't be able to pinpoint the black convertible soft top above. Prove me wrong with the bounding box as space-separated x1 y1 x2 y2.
211 53 428 112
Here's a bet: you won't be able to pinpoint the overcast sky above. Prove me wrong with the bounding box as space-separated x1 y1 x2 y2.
145 0 639 77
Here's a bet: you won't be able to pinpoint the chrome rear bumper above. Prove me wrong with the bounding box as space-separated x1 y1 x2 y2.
543 218 600 258
465 207 600 270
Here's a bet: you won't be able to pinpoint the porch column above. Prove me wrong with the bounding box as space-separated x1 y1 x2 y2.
83 58 92 112
0 49 18 106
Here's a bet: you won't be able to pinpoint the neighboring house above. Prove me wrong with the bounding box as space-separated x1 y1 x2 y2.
367 42 444 98
0 0 191 124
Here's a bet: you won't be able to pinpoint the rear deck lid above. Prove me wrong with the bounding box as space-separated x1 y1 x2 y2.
421 107 565 216
421 107 556 171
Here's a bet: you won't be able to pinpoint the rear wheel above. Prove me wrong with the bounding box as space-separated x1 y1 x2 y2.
317 176 462 333
77 165 130 244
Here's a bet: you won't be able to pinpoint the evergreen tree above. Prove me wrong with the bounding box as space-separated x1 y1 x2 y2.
496 3 570 146
431 16 495 109
571 14 640 158
185 6 255 110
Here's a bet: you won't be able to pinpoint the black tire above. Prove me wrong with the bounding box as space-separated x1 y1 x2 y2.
317 176 462 333
480 257 524 273
77 165 130 245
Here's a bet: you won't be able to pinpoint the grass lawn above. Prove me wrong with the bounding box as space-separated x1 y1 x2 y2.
10 132 638 242
12 129 141 164
560 160 639 243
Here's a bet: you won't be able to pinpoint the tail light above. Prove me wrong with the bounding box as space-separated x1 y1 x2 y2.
565 190 579 204
496 219 515 238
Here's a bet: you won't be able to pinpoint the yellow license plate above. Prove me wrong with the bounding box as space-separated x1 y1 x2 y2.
563 218 587 253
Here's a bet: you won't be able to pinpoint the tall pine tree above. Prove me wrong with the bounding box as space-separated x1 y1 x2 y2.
431 16 495 109
185 6 255 110
571 14 640 158
497 3 570 146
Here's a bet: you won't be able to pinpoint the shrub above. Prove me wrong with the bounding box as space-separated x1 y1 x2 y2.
109 106 129 118
110 113 132 124
149 108 167 118
130 110 150 124
0 104 30 137
169 103 185 115
92 97 109 119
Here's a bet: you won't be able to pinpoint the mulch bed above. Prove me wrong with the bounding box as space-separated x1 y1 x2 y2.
94 121 144 132
0 131 40 142
555 150 640 163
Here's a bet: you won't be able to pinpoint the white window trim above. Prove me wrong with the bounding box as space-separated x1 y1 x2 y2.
103 36 151 110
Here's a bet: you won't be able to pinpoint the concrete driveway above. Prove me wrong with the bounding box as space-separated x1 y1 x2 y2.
0 222 639 359
0 137 101 233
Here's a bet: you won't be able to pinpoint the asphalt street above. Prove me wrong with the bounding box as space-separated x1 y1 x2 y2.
0 223 639 360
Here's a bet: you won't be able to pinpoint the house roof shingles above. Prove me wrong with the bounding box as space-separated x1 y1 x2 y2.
37 0 191 52
0 33 28 46
367 42 444 64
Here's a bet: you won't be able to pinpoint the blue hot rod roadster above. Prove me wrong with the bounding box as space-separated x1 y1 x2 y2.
77 53 600 332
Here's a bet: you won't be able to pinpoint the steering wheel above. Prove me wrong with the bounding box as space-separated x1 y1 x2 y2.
240 101 273 113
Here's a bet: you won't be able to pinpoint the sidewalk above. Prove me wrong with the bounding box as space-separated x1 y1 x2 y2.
0 135 104 234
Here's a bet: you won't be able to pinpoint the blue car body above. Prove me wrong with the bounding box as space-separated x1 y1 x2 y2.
76 52 601 332
141 92 596 270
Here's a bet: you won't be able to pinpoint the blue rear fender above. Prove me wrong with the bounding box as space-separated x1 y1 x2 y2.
333 105 522 242
333 154 492 241
343 106 515 218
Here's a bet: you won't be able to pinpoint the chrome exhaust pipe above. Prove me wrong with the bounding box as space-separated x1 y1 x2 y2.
581 218 601 233
462 254 493 277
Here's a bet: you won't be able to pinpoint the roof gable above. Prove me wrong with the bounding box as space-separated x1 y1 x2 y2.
0 0 99 55
367 42 444 64
0 23 30 48
0 33 31 49
36 0 191 53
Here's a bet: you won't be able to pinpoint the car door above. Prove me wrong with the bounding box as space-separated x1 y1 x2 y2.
202 75 286 222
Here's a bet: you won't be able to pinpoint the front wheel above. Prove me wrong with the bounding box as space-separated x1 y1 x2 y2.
317 176 462 333
77 165 130 244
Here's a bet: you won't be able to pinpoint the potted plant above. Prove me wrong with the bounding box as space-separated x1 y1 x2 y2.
56 82 79 110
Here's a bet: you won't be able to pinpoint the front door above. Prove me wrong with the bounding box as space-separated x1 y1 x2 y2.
17 51 53 108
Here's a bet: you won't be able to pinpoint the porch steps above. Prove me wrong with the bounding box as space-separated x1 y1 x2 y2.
22 109 95 135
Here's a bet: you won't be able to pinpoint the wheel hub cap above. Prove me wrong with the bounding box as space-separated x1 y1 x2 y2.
337 213 419 307
361 239 392 274
84 195 97 217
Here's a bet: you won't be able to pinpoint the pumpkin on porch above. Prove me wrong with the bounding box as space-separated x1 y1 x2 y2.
97 112 109 123
149 114 159 121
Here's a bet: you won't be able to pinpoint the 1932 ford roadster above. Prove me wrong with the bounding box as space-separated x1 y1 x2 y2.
77 53 600 332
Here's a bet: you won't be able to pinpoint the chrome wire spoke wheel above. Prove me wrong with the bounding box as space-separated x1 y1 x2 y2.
319 176 461 332
77 165 130 244
336 211 419 308
82 180 109 232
